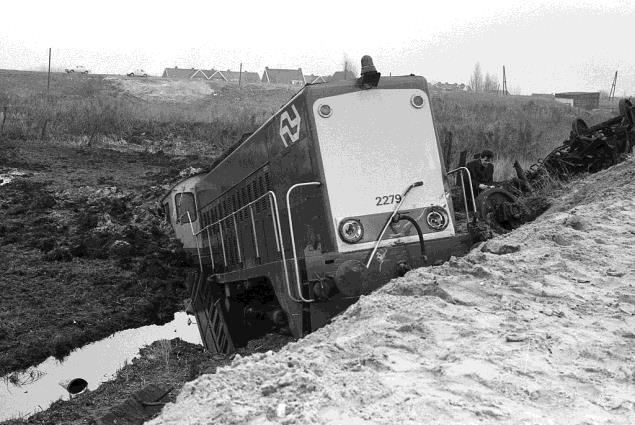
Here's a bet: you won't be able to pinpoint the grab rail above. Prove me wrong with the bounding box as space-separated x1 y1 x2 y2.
366 181 423 269
186 211 203 272
446 167 477 223
189 190 300 303
285 182 321 303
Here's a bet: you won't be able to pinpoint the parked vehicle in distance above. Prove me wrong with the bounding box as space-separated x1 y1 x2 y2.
127 69 148 77
65 66 90 74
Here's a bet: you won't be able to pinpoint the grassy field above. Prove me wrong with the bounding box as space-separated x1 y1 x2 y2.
432 91 614 179
0 70 294 157
1 69 614 180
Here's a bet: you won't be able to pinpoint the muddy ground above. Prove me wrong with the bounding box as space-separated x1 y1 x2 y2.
0 138 203 376
0 71 297 425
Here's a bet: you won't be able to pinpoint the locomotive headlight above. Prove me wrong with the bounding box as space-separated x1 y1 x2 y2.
318 104 332 118
411 94 425 108
339 218 364 243
425 206 449 231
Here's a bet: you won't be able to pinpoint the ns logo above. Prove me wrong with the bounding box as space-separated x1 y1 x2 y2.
279 104 301 148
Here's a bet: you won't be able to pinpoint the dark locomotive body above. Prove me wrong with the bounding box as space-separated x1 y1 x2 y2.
162 71 473 352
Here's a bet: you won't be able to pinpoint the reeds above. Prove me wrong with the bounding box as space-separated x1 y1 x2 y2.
0 71 611 169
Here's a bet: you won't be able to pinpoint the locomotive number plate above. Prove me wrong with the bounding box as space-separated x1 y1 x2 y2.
375 194 402 206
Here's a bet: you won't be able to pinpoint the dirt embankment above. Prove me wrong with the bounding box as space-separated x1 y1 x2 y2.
0 139 201 376
150 158 635 425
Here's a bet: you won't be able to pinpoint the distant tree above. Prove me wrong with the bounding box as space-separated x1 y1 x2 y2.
470 62 483 93
483 73 499 93
342 55 359 79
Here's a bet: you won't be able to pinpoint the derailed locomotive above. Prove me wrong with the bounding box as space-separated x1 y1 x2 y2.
162 57 475 353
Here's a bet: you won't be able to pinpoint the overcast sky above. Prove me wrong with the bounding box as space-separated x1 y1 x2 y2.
1 0 633 95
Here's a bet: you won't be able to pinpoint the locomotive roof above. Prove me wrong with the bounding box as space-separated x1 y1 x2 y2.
160 172 207 203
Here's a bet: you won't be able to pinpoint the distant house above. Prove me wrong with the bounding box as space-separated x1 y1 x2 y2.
531 93 556 99
324 70 356 82
262 67 305 85
432 82 470 92
555 97 574 107
162 67 199 78
215 70 261 83
304 74 326 84
191 69 213 79
162 67 260 83
555 92 600 110
207 70 227 81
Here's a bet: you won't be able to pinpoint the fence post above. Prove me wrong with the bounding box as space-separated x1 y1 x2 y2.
0 106 7 135
40 119 49 140
444 131 453 171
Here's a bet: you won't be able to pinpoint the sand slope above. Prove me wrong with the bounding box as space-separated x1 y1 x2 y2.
149 158 635 425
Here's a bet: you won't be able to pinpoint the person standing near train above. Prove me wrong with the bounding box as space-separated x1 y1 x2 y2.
466 149 495 196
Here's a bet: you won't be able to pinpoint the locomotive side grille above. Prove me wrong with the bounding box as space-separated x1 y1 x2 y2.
225 216 236 265
251 178 258 212
256 176 264 212
264 172 271 192
241 187 248 221
236 189 242 221
202 165 279 271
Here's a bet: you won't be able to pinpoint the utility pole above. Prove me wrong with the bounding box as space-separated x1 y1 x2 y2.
239 63 242 87
47 48 51 97
502 65 509 96
609 71 617 100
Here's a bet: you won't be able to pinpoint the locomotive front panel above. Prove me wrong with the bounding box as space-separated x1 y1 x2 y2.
312 87 455 254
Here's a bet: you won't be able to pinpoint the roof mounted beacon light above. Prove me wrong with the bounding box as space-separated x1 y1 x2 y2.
359 55 380 88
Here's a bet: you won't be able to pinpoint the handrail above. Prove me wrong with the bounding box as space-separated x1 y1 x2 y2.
447 167 477 215
205 228 215 270
194 191 275 236
188 190 300 304
232 212 242 264
268 191 299 303
366 181 423 268
285 182 321 303
249 205 260 259
186 211 203 272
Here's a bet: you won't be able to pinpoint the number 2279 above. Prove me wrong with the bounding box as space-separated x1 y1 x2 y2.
375 194 402 206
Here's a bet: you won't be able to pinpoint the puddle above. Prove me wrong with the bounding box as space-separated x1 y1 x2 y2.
0 169 32 186
0 312 201 421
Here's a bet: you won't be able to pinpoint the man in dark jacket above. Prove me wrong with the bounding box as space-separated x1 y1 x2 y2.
466 149 495 197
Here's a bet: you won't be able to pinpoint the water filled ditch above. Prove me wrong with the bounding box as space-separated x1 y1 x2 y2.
0 312 201 421
0 169 32 186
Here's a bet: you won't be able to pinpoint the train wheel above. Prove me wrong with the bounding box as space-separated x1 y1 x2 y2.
475 188 524 231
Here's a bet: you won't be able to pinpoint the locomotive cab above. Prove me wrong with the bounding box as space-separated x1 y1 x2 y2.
161 174 205 258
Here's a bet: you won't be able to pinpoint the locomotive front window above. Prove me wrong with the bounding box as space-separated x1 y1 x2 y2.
175 192 197 223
